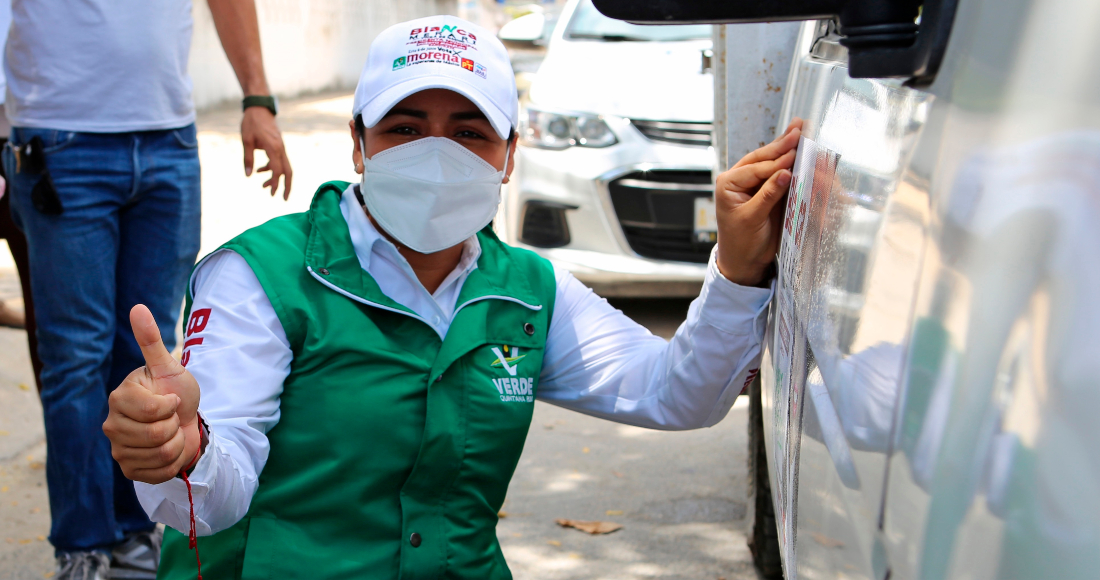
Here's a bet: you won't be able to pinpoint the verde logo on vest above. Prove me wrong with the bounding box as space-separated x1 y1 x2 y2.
490 345 534 403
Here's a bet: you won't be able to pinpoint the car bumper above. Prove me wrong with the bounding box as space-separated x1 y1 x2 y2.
499 116 715 298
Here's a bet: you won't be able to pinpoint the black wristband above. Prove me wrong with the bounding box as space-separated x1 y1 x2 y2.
242 95 278 116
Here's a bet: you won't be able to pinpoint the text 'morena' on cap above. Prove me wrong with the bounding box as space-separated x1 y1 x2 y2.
353 16 519 141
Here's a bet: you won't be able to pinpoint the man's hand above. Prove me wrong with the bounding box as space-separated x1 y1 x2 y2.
206 0 293 199
714 118 804 286
242 106 293 199
103 305 202 484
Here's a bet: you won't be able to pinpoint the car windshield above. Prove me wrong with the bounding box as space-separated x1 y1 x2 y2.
565 0 712 42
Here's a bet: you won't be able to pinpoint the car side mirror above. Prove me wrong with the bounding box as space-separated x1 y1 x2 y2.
590 0 958 84
499 13 548 49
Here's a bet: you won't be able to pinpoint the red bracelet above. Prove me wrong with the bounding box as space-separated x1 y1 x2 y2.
180 444 202 475
179 447 204 580
178 414 209 477
176 415 208 579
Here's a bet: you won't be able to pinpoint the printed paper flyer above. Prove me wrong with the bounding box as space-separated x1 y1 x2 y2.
771 135 840 574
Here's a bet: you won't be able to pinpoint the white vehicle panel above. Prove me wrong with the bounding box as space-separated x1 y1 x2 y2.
758 1 1100 577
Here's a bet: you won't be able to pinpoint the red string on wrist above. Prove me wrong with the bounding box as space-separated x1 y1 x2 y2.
179 445 203 580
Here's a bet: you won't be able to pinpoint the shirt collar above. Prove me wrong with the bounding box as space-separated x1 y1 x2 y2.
339 184 482 284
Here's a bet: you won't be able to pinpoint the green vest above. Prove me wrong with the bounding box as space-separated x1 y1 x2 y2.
158 181 557 579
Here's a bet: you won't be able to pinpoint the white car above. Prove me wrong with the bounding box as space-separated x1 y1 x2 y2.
497 0 716 297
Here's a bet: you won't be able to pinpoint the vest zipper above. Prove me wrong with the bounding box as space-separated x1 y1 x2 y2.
308 266 430 325
453 295 543 317
308 267 543 327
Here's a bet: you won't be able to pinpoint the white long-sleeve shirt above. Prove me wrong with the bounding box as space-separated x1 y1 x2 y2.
136 185 773 536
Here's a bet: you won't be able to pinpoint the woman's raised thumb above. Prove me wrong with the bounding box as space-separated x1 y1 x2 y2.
130 304 178 374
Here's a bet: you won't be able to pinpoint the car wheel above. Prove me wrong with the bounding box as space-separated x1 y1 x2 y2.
748 374 783 579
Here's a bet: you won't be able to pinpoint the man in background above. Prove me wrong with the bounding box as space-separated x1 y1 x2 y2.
0 0 41 390
2 1 292 578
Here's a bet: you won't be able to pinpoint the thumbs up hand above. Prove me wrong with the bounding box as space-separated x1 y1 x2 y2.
103 305 203 484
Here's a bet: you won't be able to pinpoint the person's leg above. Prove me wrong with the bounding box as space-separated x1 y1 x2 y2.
5 128 133 553
109 123 201 534
0 137 44 392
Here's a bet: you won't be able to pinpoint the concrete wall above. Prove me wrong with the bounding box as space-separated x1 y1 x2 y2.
189 0 457 110
712 22 801 171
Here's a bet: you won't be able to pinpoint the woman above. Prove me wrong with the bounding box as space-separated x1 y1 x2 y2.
102 16 801 579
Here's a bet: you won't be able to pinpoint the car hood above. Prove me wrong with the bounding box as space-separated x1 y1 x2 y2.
528 38 713 123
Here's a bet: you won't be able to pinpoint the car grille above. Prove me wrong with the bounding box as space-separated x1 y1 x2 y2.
607 170 715 264
630 119 713 147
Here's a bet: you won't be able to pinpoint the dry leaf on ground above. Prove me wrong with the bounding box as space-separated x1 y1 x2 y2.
555 519 623 535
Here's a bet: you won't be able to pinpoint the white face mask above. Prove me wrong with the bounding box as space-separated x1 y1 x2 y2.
360 136 507 254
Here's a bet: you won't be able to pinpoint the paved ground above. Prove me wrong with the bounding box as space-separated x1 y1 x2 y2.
0 93 758 580
0 323 51 579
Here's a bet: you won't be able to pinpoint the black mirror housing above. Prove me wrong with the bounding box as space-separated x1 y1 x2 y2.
590 0 958 84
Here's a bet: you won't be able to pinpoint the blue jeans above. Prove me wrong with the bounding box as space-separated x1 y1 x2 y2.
3 125 201 553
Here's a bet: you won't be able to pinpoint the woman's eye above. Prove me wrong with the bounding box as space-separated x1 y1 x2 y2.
456 130 484 139
391 126 418 135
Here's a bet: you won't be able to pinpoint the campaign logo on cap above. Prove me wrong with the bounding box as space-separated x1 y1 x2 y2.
353 16 518 140
409 23 479 50
399 25 486 76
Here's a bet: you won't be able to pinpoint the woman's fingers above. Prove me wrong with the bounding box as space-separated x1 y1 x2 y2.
721 149 797 194
733 122 802 169
780 117 804 140
733 128 799 169
110 427 187 469
107 375 179 425
112 427 190 484
741 168 793 224
104 411 181 448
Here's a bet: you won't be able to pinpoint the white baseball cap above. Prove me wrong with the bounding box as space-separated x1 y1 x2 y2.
353 16 518 140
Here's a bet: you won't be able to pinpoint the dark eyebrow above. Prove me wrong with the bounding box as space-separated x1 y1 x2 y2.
382 107 428 119
451 110 489 122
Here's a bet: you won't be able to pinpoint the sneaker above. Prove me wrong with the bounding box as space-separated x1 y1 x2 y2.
56 551 111 580
109 528 163 579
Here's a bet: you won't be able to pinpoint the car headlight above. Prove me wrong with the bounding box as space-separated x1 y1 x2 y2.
520 108 618 149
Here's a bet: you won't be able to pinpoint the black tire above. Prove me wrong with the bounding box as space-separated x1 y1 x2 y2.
748 374 784 579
